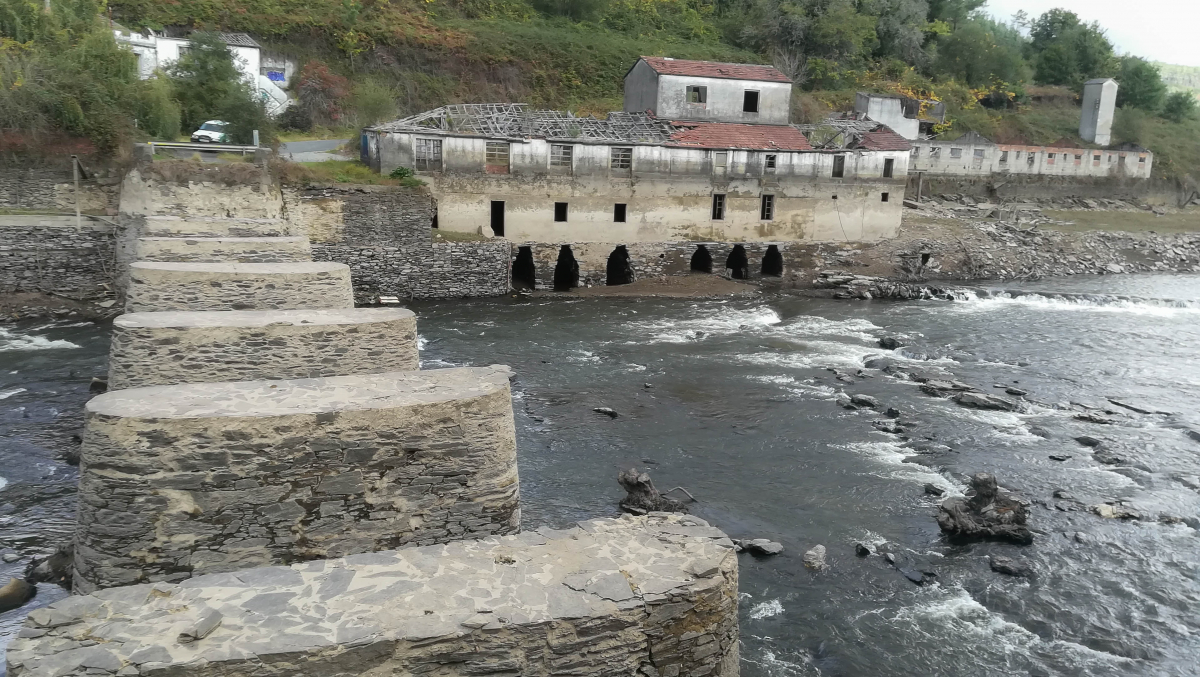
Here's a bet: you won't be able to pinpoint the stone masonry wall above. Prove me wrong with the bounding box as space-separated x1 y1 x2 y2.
73 367 521 593
0 216 115 296
14 514 738 677
0 163 119 213
125 262 354 312
107 308 419 389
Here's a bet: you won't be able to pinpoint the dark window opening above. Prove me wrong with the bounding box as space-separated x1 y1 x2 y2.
614 203 627 222
554 202 568 222
611 147 632 170
485 141 510 174
431 201 439 229
881 192 889 202
832 155 845 178
743 90 760 113
415 138 442 172
725 244 749 280
761 244 783 277
686 85 707 105
512 246 536 290
760 194 775 221
711 193 726 220
765 154 777 172
490 200 505 236
690 245 713 273
606 245 635 286
883 158 895 178
553 245 579 291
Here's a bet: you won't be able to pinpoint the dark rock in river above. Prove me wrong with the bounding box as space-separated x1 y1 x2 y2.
617 468 686 515
954 391 1019 411
855 543 872 557
0 577 35 613
1093 449 1126 465
592 407 619 418
878 337 906 350
1075 435 1102 447
25 545 72 587
737 539 784 556
864 357 896 370
924 483 946 497
937 473 1034 545
850 394 879 408
989 555 1031 577
802 545 827 570
1048 454 1072 461
88 377 107 394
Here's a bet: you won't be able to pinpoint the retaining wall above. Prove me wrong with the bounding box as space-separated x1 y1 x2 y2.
525 241 805 288
910 173 1188 205
16 514 737 677
73 367 521 592
133 236 312 263
119 164 282 218
107 308 419 389
0 162 120 213
0 216 114 295
124 262 354 312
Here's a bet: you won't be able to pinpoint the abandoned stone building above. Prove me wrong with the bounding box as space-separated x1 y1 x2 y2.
362 57 910 288
909 131 1154 179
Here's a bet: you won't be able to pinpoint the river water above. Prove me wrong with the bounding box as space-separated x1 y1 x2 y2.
2 274 1199 676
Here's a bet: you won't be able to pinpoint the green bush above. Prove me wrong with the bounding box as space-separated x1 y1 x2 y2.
351 78 398 126
1162 91 1198 123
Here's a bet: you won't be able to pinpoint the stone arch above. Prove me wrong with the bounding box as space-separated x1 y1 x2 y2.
761 245 783 277
690 245 713 273
512 246 536 290
605 245 635 286
553 245 579 291
725 245 749 280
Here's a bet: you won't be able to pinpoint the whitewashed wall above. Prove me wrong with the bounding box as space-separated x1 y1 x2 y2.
910 140 1152 179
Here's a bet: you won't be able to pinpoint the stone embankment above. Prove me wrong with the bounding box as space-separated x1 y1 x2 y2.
10 151 739 675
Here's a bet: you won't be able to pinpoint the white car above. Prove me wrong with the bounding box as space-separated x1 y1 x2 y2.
191 121 230 143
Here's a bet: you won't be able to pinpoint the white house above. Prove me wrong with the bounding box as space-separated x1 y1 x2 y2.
623 57 794 126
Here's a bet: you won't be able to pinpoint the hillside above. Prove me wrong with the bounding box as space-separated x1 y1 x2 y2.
1154 62 1200 95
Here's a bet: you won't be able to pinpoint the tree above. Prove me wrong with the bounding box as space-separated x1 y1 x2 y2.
935 15 1029 88
167 32 270 143
1116 57 1167 112
1027 9 1114 86
295 60 350 126
1111 106 1146 145
1161 91 1198 123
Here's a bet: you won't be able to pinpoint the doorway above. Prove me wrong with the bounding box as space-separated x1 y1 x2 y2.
512 246 536 290
490 200 505 237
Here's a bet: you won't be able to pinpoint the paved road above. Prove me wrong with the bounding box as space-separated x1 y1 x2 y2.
281 139 352 162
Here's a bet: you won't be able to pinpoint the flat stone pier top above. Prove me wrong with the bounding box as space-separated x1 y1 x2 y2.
125 261 353 312
10 514 738 677
108 308 420 388
141 216 295 237
134 236 312 263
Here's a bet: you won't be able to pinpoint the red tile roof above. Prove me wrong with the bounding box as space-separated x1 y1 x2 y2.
855 127 911 151
639 57 792 83
667 122 813 151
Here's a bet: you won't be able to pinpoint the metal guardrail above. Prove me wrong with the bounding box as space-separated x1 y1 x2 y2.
146 141 267 155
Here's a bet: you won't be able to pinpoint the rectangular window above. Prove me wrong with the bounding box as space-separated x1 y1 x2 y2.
614 203 627 223
764 154 777 173
883 158 895 178
1027 153 1035 165
760 194 775 220
911 147 920 157
1047 155 1055 165
1139 156 1146 163
1094 154 1102 162
882 192 890 202
1000 151 1009 163
743 90 760 113
950 148 963 158
550 144 573 167
714 151 728 169
610 147 632 170
832 155 845 178
930 147 941 158
686 85 707 105
711 193 726 220
485 141 510 173
1074 154 1082 165
414 138 443 171
1109 155 1115 163
1119 155 1126 165
553 202 568 222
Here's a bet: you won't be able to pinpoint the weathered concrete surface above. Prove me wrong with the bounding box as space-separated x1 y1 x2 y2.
107 308 419 389
14 514 738 677
73 367 521 593
134 236 312 263
140 216 295 238
124 261 354 312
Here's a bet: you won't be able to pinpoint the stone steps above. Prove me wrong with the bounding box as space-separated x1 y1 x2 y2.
134 236 312 264
12 514 737 677
125 261 354 312
108 308 419 389
73 366 520 592
141 216 295 238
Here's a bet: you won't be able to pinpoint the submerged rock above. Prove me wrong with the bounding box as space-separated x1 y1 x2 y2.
937 473 1033 545
0 577 35 613
850 394 879 408
855 543 872 557
924 483 946 497
592 407 619 418
878 337 906 350
24 545 72 587
738 539 784 556
802 545 827 570
989 555 1031 577
954 391 1019 411
617 468 686 515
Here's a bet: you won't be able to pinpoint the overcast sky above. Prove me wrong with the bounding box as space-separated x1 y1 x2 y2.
983 0 1200 67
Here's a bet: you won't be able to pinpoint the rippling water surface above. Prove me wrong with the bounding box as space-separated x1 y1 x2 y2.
2 274 1199 676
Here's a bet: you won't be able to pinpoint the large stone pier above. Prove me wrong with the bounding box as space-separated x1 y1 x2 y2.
11 514 738 677
125 262 354 312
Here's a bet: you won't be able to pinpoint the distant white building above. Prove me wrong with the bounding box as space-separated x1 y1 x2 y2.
853 93 946 141
623 56 794 126
910 132 1152 179
1080 78 1118 146
110 26 290 116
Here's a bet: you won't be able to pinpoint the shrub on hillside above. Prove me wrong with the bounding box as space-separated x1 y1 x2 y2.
296 60 350 126
278 105 314 132
351 79 398 126
1161 92 1198 124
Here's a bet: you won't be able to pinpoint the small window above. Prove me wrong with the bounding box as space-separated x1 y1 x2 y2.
973 148 985 158
485 141 510 173
550 144 573 167
881 192 890 202
1047 155 1055 165
1074 154 1082 165
764 154 777 173
1063 153 1069 161
614 203 627 222
554 202 568 222
1118 155 1126 165
711 193 726 220
415 138 443 171
743 90 760 113
950 148 963 158
610 147 632 170
1094 154 1102 162
930 147 941 158
1000 151 1008 163
1109 155 1115 163
883 158 894 178
760 194 775 221
686 85 707 105
911 147 920 157
1139 156 1146 163
714 151 728 169
832 155 845 178
1027 153 1035 165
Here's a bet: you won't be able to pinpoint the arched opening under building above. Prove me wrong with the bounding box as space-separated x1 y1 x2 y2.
606 245 635 286
553 245 579 291
512 246 536 290
725 245 749 280
761 245 783 277
690 245 713 273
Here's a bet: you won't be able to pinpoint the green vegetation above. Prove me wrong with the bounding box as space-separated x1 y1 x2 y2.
275 159 401 185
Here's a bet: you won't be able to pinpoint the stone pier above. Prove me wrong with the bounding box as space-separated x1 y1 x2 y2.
11 514 738 677
107 308 419 388
125 261 354 312
133 236 312 263
140 216 295 237
74 367 521 592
